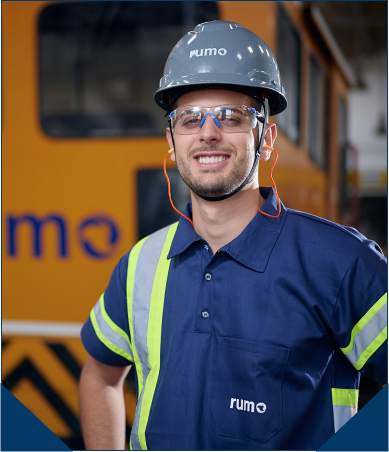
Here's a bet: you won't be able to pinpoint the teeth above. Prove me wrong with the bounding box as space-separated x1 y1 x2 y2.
198 156 227 164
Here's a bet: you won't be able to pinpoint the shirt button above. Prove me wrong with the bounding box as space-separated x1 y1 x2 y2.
204 245 209 252
205 273 211 281
202 310 209 318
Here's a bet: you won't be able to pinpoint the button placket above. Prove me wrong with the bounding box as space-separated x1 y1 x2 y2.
195 260 213 333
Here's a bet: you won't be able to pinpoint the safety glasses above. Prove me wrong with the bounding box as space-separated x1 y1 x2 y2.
168 104 265 135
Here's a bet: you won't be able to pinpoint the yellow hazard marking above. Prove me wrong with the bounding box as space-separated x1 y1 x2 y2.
2 337 80 414
65 337 89 364
12 377 73 438
2 335 137 440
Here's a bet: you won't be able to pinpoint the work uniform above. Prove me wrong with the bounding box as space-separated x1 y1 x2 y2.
81 187 387 451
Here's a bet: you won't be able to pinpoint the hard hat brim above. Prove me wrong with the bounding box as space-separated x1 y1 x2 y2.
154 77 287 117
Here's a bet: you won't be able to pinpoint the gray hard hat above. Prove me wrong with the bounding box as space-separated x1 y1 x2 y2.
154 20 287 116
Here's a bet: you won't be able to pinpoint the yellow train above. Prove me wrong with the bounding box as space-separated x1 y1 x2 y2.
2 1 370 448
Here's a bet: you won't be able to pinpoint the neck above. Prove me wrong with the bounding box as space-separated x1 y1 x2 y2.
191 182 264 254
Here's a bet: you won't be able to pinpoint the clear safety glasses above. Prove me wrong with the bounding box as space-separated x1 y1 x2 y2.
168 104 265 135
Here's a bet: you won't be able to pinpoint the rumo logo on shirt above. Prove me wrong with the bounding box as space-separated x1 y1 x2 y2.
189 48 227 58
230 398 267 413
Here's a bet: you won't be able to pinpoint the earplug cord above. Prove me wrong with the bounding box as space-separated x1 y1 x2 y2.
163 148 194 227
259 144 281 218
163 144 281 227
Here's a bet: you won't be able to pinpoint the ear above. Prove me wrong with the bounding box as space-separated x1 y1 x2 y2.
260 123 277 162
166 127 176 162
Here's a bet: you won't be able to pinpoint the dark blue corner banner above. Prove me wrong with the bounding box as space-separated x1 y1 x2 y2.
0 385 389 452
319 385 388 452
1 385 71 451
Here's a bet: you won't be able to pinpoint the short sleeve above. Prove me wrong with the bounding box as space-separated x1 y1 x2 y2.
329 240 387 385
81 251 134 367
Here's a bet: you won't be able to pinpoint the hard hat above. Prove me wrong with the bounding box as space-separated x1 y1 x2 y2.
154 20 287 116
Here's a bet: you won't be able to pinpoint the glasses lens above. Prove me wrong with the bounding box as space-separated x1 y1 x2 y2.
216 106 255 132
172 107 202 135
171 105 260 134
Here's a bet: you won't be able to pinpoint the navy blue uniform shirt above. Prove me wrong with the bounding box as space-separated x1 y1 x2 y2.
82 187 387 450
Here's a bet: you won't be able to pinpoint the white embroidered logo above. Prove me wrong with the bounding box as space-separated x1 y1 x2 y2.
189 48 227 58
230 398 267 413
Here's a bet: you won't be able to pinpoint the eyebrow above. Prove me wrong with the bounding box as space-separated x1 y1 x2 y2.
224 107 246 115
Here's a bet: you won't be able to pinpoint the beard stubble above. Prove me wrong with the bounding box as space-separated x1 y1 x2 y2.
175 144 255 198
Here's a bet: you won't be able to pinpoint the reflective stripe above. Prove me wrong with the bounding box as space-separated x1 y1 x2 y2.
331 388 359 406
332 405 358 433
341 293 387 370
127 223 178 450
127 236 148 451
90 294 133 362
130 226 170 450
332 388 358 433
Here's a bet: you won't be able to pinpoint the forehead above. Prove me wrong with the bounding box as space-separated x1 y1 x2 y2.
176 89 254 108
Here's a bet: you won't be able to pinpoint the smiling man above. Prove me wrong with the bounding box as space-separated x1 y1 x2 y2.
165 89 276 253
79 21 387 451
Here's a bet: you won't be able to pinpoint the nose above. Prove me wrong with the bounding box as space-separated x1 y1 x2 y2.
199 113 221 128
198 113 222 144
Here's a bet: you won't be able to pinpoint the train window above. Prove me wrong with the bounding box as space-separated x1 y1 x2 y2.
276 6 301 144
308 55 329 169
38 2 218 138
137 169 191 240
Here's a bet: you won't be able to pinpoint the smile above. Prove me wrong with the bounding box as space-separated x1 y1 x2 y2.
197 156 228 164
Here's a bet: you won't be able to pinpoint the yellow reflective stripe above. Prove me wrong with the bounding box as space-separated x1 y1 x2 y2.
90 307 133 361
354 326 387 370
126 237 147 451
99 293 131 345
138 222 178 450
341 293 387 354
331 388 359 406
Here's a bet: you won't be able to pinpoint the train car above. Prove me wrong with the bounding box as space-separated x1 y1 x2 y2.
2 1 366 449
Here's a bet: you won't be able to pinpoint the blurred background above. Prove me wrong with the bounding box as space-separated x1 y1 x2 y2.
2 1 387 449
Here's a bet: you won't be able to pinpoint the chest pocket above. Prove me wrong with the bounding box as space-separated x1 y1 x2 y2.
211 337 289 443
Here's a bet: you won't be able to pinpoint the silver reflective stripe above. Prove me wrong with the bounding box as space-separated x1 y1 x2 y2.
130 225 171 450
345 304 387 367
93 298 133 361
333 405 358 433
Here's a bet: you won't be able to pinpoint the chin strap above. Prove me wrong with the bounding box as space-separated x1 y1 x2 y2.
163 144 281 226
194 98 269 202
164 97 281 225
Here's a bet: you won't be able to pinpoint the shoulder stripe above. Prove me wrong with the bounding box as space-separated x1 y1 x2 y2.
354 326 387 371
90 294 133 362
99 293 131 344
341 293 387 370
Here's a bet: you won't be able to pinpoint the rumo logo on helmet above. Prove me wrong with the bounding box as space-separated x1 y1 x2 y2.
190 48 227 58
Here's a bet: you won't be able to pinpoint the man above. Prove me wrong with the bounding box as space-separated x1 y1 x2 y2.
79 21 387 450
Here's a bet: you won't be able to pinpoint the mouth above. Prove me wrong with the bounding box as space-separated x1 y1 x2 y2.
194 153 230 168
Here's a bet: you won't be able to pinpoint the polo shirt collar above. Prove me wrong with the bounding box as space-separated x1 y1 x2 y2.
167 203 200 259
167 187 287 272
